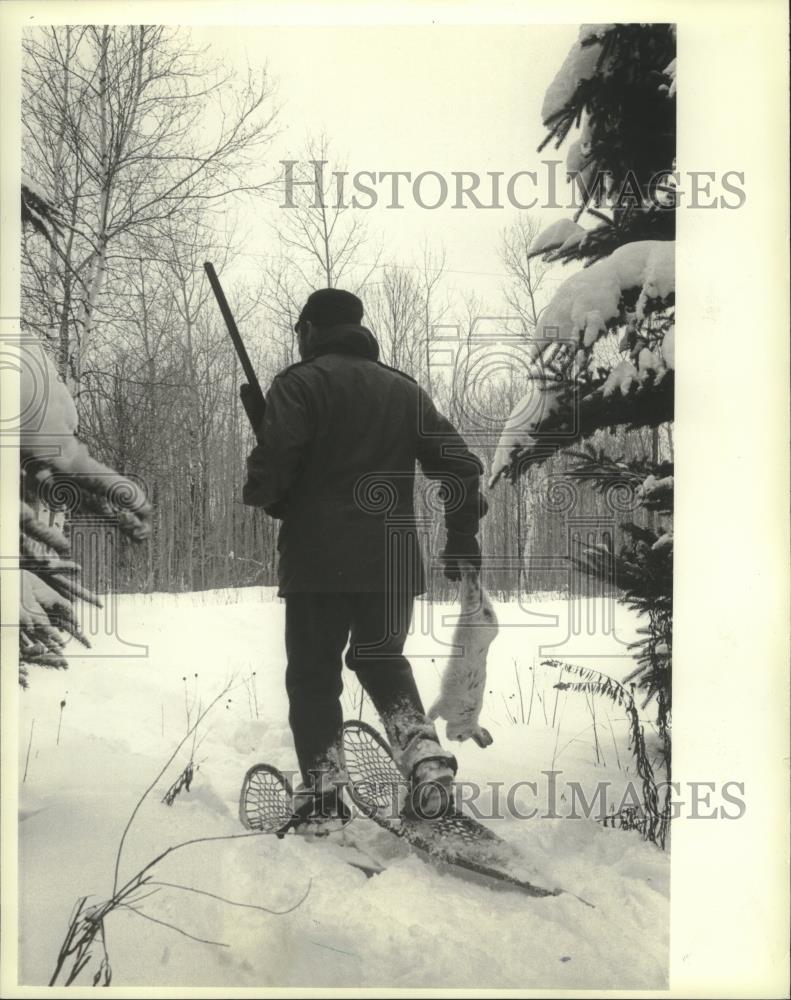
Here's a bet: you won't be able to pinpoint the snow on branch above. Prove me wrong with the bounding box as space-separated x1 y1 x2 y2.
528 218 587 259
489 366 674 487
19 347 151 684
659 58 677 99
21 349 152 540
537 240 674 348
541 26 611 125
486 239 675 482
578 24 617 44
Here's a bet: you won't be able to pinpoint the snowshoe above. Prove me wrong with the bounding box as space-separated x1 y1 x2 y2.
238 724 579 903
342 719 566 900
239 763 351 837
239 762 294 835
238 762 384 876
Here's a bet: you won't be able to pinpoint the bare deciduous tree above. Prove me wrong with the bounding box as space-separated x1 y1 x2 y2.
498 215 551 333
22 25 279 389
275 133 380 291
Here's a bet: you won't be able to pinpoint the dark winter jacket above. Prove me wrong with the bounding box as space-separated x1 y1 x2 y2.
243 323 486 595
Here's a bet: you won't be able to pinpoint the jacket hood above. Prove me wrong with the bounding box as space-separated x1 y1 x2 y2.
304 323 380 362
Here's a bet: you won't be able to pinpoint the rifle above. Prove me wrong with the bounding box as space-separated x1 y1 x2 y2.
203 261 266 431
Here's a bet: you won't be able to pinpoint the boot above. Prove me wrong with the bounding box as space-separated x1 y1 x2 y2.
284 783 352 837
403 759 456 820
355 663 458 820
401 740 458 821
283 750 351 837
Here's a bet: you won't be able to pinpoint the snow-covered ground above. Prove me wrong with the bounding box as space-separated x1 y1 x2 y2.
18 588 668 989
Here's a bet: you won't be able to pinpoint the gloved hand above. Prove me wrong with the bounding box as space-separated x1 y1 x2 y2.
440 532 481 581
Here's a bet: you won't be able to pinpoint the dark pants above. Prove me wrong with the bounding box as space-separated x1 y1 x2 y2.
284 591 443 786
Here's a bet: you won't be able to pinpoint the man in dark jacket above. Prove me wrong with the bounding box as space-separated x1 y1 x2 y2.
243 288 486 828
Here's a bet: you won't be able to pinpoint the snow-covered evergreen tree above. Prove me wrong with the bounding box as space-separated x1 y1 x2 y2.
19 179 152 686
490 25 675 731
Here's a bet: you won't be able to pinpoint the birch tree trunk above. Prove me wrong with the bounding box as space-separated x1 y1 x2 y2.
72 26 111 394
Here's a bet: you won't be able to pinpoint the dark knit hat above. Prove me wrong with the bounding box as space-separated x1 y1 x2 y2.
295 288 364 332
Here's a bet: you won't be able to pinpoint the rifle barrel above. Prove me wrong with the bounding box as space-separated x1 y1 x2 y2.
203 262 262 395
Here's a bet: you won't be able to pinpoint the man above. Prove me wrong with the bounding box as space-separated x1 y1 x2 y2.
243 288 486 830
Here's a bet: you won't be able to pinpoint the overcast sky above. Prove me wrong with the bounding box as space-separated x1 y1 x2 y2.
191 23 580 309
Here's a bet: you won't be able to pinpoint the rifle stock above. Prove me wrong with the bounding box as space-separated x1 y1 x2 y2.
203 261 266 430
